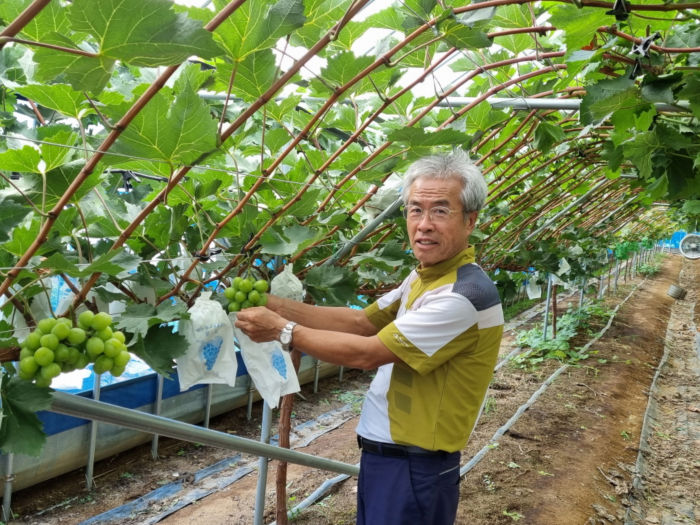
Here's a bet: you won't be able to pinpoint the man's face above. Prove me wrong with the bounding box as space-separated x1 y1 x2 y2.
406 176 477 268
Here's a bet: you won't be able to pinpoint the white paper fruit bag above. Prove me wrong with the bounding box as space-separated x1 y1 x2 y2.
176 292 238 390
231 316 299 409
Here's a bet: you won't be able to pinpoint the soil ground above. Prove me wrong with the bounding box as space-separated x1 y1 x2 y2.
8 253 699 525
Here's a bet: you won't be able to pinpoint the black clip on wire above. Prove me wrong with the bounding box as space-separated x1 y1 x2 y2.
195 248 223 262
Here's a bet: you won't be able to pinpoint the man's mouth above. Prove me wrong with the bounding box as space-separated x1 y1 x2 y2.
415 239 438 246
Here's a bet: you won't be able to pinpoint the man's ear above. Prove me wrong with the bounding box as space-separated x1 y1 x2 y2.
465 211 478 229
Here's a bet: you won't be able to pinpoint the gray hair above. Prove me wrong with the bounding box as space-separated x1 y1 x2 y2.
401 150 488 213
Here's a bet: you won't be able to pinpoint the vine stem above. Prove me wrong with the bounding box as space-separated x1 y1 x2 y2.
0 36 99 57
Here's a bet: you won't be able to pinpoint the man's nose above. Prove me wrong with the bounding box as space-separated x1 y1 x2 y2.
416 213 435 228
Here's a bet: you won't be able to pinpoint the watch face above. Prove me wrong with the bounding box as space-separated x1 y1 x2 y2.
280 331 292 344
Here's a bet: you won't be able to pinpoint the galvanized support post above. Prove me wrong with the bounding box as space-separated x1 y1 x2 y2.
313 358 321 393
203 384 213 429
86 376 101 490
614 260 621 293
247 377 255 421
597 275 604 299
2 453 14 523
253 402 273 525
578 278 585 311
542 274 552 341
151 374 164 459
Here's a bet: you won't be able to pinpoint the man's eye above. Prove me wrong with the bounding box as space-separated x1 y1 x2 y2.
432 207 450 217
407 207 423 216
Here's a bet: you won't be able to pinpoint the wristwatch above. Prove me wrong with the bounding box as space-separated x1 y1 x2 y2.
279 321 297 352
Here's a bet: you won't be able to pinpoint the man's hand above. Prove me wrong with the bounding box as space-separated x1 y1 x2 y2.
234 306 287 343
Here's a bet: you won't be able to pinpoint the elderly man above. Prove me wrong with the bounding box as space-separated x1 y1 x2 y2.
235 149 503 525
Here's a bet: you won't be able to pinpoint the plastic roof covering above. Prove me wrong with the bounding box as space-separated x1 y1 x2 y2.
0 0 697 309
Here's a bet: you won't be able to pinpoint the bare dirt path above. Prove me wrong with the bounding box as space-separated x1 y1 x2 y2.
10 254 698 525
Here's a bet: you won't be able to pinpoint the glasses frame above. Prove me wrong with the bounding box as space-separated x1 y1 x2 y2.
402 205 466 222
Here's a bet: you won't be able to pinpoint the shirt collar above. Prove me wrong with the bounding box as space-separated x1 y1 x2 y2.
415 246 476 282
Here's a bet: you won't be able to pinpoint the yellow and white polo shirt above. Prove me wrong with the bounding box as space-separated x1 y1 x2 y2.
357 247 503 453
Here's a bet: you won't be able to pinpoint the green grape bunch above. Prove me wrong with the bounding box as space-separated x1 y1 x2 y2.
16 311 131 388
223 276 269 313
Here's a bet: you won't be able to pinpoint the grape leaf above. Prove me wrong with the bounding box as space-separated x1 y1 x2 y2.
115 300 189 341
16 84 91 119
548 6 609 55
225 50 279 102
0 146 40 173
68 0 222 66
32 35 115 95
37 252 81 275
0 320 19 350
304 265 359 306
108 82 218 172
291 0 349 47
260 225 318 255
534 122 566 152
0 200 32 243
79 249 141 278
0 0 70 42
0 376 53 457
213 0 305 60
439 18 492 50
387 128 471 146
129 324 188 377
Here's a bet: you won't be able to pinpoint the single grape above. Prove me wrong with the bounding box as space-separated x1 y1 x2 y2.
110 364 126 377
253 279 269 293
51 322 71 341
23 331 42 350
227 302 241 312
19 347 34 360
78 310 95 329
19 356 39 376
232 276 243 290
18 368 37 381
75 353 90 369
67 347 82 365
85 337 105 359
103 338 124 358
67 327 87 345
34 347 55 366
37 317 57 334
91 312 112 331
224 287 236 300
39 333 59 350
40 362 61 380
54 344 71 362
34 376 52 388
258 293 268 306
93 355 114 375
113 350 131 368
96 326 113 341
247 290 261 305
238 278 253 293
234 290 247 304
112 330 126 344
240 300 253 309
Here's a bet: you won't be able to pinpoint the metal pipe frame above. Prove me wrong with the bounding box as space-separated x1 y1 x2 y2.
49 391 359 477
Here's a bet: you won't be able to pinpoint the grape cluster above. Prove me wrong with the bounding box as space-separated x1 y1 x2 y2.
17 311 131 387
224 276 269 312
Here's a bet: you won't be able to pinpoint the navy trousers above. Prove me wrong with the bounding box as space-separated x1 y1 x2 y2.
356 448 461 525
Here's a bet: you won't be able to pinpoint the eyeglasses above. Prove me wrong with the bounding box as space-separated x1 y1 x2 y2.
402 205 463 222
